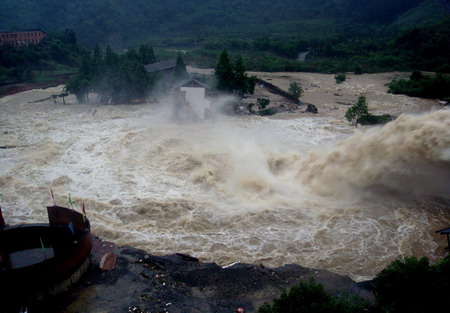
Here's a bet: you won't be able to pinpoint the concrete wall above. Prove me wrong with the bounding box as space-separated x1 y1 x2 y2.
180 87 211 119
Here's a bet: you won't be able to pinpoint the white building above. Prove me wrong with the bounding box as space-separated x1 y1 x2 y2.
174 78 211 120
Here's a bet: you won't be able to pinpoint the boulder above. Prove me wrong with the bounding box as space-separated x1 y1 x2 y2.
305 104 318 114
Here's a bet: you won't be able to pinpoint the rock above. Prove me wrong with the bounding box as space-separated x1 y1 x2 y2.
305 104 318 114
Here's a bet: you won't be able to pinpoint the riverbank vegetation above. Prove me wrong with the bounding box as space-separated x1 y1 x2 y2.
388 71 450 100
345 95 394 127
259 256 450 313
258 278 368 313
65 44 158 103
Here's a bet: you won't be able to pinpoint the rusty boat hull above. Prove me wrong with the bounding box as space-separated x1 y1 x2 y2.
0 205 92 309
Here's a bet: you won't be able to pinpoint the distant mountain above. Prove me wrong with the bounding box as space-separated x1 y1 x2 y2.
0 0 447 48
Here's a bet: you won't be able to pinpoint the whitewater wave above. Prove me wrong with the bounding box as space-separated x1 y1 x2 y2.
1 93 449 281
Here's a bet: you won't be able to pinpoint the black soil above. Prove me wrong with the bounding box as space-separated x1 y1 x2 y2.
25 245 374 313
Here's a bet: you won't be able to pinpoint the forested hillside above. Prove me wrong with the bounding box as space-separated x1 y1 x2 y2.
0 0 446 48
1 0 449 75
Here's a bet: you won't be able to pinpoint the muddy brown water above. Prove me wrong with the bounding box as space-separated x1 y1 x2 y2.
1 74 449 282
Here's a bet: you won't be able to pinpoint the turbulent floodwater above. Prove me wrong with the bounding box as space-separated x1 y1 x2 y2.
1 89 449 281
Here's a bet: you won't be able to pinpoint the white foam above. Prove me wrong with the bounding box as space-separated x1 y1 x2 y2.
1 93 449 281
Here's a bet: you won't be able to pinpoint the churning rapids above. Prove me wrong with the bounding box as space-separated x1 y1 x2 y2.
1 86 449 281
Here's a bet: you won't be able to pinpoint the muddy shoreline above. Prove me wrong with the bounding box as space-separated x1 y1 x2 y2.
28 240 375 313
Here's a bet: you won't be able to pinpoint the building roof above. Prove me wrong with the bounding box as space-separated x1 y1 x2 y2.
180 78 209 89
144 59 176 73
0 29 46 33
436 227 450 234
172 77 210 90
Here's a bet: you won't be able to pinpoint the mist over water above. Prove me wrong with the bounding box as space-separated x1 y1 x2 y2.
0 92 449 281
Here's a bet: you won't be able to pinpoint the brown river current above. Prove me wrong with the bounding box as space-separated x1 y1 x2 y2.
1 85 449 281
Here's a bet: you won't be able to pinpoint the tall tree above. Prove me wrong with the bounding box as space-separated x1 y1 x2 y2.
233 56 255 96
214 50 235 93
288 82 303 99
345 95 369 127
139 44 156 64
63 28 77 46
174 53 188 81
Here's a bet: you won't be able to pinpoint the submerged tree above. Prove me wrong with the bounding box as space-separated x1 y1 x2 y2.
345 95 369 127
65 55 92 102
288 82 303 99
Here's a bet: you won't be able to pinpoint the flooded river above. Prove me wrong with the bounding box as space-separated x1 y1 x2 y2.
1 85 449 281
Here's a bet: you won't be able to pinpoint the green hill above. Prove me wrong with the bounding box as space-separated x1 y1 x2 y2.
0 0 449 74
0 0 447 48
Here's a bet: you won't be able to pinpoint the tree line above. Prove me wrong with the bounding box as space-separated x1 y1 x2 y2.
65 45 155 103
0 29 85 83
65 44 173 103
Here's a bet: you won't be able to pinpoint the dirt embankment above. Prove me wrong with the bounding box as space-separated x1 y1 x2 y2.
188 67 441 118
0 73 75 97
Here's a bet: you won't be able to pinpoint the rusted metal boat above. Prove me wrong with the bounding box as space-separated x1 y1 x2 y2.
0 205 92 309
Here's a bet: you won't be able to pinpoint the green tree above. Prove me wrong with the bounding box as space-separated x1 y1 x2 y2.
233 56 255 96
374 257 450 313
139 44 156 64
125 49 140 63
345 95 369 127
65 76 90 103
288 82 303 99
65 55 92 102
63 28 77 46
257 98 270 110
215 51 254 96
214 50 235 93
65 44 155 104
174 53 188 81
91 44 103 83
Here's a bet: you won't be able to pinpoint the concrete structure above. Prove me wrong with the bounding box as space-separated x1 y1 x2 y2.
1 205 92 310
144 59 176 82
0 30 46 46
175 78 211 120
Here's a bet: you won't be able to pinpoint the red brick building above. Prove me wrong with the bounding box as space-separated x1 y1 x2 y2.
0 30 47 46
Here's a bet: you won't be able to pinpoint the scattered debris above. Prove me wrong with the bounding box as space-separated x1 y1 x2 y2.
222 261 241 269
99 253 117 270
127 306 148 313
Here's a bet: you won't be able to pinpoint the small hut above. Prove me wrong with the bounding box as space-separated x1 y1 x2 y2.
172 77 211 120
436 226 450 253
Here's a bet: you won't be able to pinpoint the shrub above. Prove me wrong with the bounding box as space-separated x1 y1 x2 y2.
257 98 270 110
258 279 368 313
259 108 277 116
345 95 394 126
387 72 450 99
335 73 346 84
358 113 394 125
